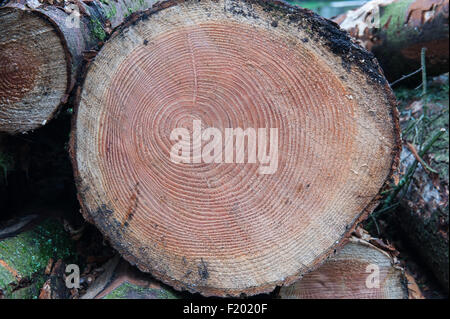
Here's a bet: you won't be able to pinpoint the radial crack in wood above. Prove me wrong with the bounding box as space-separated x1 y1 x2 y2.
71 0 401 296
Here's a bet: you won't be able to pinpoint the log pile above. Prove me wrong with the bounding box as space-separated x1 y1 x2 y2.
2 0 401 297
3 0 448 299
0 0 156 134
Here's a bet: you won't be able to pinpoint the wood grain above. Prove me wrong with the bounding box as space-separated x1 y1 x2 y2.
71 0 401 296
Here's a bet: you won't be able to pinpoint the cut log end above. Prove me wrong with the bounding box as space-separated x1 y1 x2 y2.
71 0 400 296
279 237 409 299
0 7 69 134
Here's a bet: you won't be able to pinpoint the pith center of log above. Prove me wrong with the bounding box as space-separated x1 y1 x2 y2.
0 7 68 134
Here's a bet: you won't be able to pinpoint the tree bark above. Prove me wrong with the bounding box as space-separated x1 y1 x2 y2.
0 0 157 134
38 259 71 299
279 233 412 299
70 0 401 296
396 98 449 292
333 0 449 83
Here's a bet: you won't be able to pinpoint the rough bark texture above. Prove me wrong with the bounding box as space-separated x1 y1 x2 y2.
38 259 71 299
0 0 156 134
279 234 410 299
396 98 449 291
334 0 449 83
71 0 400 296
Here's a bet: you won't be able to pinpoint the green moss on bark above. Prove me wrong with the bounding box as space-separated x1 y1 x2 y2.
0 219 78 298
102 281 178 299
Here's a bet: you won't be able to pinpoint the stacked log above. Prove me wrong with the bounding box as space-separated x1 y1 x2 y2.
279 234 411 299
0 0 156 134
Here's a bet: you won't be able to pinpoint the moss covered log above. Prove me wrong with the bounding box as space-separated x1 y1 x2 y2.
100 282 178 299
86 258 180 299
0 217 77 298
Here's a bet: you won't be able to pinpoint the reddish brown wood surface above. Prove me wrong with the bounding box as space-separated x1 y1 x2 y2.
279 235 410 299
71 0 400 296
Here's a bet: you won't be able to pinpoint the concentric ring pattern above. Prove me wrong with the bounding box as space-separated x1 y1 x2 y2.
0 8 68 133
101 22 356 253
0 42 38 104
75 0 398 296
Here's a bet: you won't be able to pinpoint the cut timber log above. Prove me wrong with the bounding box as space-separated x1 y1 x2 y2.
334 0 449 83
0 0 156 134
279 235 410 299
71 0 401 296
